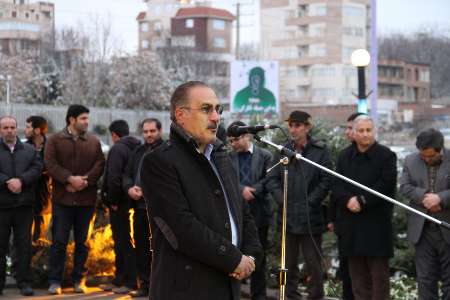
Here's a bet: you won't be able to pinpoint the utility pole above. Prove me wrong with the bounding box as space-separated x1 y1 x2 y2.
235 2 240 59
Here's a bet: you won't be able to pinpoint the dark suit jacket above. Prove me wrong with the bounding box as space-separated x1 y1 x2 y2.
229 145 274 228
141 123 261 300
332 142 397 257
400 149 450 244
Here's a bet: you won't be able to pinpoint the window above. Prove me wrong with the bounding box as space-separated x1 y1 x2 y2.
154 22 162 32
343 4 365 17
140 22 149 32
25 12 29 19
12 11 17 18
212 19 225 30
420 70 430 82
297 5 308 17
141 40 149 49
297 66 309 77
309 44 326 57
213 37 226 48
297 86 307 97
309 3 327 16
311 66 335 77
185 19 194 28
309 23 326 37
298 45 308 58
343 26 364 37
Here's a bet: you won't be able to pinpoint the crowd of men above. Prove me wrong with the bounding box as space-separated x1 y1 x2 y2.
0 81 449 300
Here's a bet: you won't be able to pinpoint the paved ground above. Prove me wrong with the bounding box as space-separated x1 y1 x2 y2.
1 284 336 299
1 287 147 299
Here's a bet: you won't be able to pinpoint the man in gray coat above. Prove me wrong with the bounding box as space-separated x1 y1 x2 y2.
227 121 273 300
400 128 450 299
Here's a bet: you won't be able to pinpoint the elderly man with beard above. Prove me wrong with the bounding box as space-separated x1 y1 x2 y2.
0 116 42 296
122 118 164 297
44 105 105 295
332 115 397 300
140 81 261 300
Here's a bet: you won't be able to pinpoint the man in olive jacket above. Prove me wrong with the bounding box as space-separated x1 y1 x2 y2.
141 81 262 300
44 105 105 295
266 110 332 300
0 116 43 296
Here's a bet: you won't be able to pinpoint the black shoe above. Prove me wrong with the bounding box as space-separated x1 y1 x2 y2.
20 285 34 296
129 288 149 297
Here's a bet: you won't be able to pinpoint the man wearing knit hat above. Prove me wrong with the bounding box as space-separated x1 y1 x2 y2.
45 104 105 295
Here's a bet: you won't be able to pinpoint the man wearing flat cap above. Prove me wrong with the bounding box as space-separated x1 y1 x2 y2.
267 110 332 300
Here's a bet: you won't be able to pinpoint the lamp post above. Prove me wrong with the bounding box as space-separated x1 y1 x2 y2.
351 49 371 114
0 74 12 114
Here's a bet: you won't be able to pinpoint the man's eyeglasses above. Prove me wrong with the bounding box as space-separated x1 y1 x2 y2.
182 104 224 115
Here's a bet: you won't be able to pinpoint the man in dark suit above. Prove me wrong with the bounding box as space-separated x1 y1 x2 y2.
141 81 262 300
332 115 397 300
227 121 273 300
400 128 450 299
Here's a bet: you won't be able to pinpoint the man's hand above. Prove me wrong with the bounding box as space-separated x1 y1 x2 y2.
327 222 334 232
128 186 143 201
229 255 255 280
346 196 361 213
423 193 441 209
65 184 77 193
68 176 88 191
6 178 22 194
242 186 256 202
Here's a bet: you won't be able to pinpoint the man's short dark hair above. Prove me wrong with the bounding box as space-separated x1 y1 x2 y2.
109 119 129 137
141 118 162 130
170 81 210 122
66 104 89 125
347 112 366 122
416 128 444 152
26 115 48 135
226 121 247 137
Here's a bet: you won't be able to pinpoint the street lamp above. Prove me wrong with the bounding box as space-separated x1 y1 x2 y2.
0 74 12 110
351 49 371 114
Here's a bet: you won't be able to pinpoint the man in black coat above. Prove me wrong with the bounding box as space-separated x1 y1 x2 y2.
141 81 262 300
122 118 163 298
332 115 397 300
0 116 43 296
103 120 141 294
24 115 52 243
227 121 273 300
267 110 332 300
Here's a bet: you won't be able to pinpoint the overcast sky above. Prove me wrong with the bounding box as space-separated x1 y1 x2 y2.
49 0 450 54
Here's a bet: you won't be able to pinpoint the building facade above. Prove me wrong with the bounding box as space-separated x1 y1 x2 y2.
0 0 54 56
260 0 371 115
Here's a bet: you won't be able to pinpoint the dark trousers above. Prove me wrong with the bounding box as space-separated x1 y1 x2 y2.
348 256 390 300
48 203 95 284
133 209 151 290
285 232 324 300
251 226 268 300
338 256 354 300
110 205 136 288
415 223 450 300
0 207 33 290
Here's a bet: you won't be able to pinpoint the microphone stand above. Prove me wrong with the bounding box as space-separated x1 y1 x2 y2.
255 134 450 300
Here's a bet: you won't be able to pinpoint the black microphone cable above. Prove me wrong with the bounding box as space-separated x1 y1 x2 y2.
299 157 340 299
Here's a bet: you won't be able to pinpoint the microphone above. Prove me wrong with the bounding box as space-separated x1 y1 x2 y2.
228 124 278 137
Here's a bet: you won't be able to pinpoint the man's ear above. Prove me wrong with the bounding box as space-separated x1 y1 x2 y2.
175 107 185 125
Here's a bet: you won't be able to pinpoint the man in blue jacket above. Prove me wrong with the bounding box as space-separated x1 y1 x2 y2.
0 116 42 296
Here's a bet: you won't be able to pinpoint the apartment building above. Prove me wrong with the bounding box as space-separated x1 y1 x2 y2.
260 0 371 114
0 0 54 56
